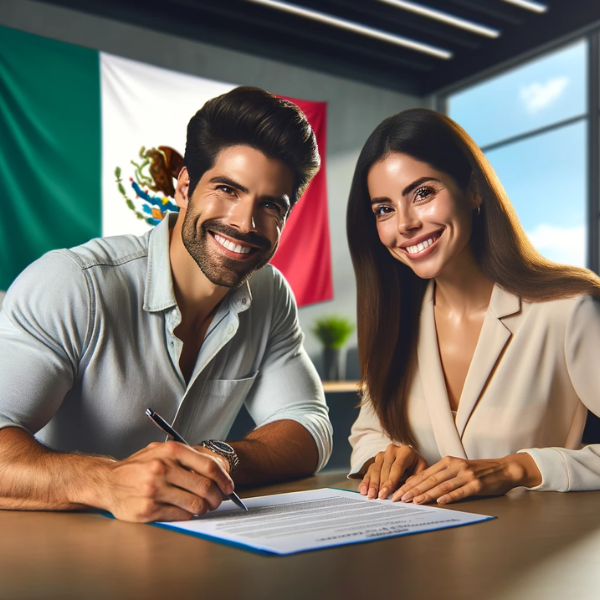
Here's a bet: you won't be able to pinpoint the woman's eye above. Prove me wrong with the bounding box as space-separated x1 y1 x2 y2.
373 205 392 217
414 186 434 201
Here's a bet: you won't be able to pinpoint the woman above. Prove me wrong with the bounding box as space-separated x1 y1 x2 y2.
346 108 600 506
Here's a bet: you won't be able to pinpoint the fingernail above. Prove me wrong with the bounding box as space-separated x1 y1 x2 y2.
378 487 388 499
368 489 376 500
438 496 447 504
414 496 424 504
401 492 414 502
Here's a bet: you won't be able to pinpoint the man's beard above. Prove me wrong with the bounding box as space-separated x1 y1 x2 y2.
182 213 276 288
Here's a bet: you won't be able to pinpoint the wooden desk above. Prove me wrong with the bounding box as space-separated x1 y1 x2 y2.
1 474 599 600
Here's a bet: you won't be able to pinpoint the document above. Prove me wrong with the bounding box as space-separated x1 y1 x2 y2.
155 488 494 555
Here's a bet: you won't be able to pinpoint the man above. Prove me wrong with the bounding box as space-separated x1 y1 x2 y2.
0 87 332 522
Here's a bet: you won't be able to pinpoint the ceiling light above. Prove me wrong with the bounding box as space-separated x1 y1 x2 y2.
502 0 548 13
377 0 500 38
244 0 453 59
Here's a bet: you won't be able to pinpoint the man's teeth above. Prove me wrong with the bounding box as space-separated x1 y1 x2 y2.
214 234 252 254
406 236 436 255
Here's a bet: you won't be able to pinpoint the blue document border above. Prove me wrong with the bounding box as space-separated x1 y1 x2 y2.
144 488 496 557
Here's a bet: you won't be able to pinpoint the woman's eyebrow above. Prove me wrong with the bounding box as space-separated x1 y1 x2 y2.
402 177 440 196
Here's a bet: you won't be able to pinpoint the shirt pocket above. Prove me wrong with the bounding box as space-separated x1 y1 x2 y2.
186 372 259 441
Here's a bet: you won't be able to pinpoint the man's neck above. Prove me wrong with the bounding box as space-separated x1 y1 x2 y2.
169 216 229 327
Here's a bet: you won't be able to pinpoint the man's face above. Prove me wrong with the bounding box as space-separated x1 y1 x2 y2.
180 145 294 288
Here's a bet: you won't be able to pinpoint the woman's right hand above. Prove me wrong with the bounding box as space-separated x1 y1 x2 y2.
359 444 429 500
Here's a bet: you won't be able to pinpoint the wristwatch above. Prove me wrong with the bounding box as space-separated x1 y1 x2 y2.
200 440 240 474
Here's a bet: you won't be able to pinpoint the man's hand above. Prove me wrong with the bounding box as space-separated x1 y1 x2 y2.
358 444 429 500
99 441 234 522
391 453 542 505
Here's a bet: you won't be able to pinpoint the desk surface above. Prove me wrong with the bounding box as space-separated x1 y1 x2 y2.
2 474 600 600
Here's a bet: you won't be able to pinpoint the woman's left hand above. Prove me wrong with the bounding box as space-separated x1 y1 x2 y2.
391 453 542 505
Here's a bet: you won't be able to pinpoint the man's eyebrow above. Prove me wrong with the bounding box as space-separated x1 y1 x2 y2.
209 176 249 194
402 177 441 197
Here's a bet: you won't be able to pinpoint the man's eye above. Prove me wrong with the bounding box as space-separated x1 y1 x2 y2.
217 185 235 195
262 201 284 215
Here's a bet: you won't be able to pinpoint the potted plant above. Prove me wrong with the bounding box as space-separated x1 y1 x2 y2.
311 315 355 381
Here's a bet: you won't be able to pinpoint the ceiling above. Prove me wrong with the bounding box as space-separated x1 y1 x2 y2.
36 0 600 96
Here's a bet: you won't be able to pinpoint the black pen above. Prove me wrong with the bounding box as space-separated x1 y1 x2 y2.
145 408 248 512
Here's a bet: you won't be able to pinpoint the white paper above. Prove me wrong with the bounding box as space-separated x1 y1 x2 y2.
156 488 494 555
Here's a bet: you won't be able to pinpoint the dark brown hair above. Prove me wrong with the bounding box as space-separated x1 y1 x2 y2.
184 86 320 205
347 108 600 447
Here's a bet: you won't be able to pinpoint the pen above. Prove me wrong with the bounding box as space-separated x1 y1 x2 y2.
145 408 248 512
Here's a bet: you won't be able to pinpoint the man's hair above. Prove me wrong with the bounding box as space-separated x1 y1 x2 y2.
184 86 320 206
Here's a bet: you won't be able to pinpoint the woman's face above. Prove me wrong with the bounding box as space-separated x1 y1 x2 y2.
367 152 480 280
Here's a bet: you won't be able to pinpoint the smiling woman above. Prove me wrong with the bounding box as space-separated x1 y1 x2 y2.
346 108 600 506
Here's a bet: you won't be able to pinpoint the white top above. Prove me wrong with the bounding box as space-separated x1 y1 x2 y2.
349 281 600 492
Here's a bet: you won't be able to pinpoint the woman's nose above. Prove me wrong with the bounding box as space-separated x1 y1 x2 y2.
397 204 421 234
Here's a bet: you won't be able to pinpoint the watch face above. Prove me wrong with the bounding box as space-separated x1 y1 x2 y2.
211 440 234 454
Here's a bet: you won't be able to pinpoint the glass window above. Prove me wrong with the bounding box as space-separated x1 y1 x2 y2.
449 40 586 148
485 121 587 267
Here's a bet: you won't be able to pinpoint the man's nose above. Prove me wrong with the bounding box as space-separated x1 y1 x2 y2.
229 197 257 233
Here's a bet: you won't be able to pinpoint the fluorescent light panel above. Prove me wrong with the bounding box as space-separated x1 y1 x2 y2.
377 0 500 38
244 0 453 59
502 0 548 13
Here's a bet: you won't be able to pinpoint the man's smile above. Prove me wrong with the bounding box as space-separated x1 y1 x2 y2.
209 231 262 260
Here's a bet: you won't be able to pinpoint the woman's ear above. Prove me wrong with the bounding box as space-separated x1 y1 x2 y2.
175 167 190 210
467 171 482 212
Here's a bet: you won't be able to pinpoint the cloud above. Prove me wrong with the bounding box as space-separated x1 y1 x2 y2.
525 223 585 266
519 77 569 114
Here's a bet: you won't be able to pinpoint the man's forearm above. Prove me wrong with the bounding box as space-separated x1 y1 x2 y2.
0 427 113 511
229 420 319 487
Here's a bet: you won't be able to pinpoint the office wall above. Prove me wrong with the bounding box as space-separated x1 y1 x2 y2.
0 0 424 364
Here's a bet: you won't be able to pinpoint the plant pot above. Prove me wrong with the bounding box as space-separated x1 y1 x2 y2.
323 347 346 381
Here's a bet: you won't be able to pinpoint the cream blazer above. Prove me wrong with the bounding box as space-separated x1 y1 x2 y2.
349 282 600 492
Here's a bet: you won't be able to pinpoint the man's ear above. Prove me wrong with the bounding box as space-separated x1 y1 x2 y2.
175 167 190 210
467 171 482 212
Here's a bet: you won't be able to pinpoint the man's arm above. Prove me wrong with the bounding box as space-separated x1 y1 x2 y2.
226 420 318 487
0 427 235 522
238 268 333 482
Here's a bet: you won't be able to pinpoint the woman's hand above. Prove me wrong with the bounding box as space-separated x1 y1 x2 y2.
359 444 429 500
391 453 542 505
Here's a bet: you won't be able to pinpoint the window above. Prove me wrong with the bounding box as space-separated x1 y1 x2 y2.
447 40 589 268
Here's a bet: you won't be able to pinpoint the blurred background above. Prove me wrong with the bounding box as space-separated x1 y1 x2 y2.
1 0 599 468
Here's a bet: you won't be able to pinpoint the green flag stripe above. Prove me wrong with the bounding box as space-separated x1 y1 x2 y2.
0 25 101 290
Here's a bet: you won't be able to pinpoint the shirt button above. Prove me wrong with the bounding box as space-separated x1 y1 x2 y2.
241 298 247 305
227 324 234 335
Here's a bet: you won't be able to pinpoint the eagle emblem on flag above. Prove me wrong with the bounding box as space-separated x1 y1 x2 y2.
115 146 183 226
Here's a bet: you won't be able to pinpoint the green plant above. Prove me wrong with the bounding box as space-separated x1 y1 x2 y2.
311 315 355 350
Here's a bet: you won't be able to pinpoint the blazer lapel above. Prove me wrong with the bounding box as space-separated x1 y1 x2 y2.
454 284 521 438
417 281 467 459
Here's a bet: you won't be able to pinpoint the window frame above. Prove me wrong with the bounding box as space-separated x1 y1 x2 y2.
435 29 600 274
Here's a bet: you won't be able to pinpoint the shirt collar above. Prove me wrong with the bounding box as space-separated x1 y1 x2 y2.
143 213 253 315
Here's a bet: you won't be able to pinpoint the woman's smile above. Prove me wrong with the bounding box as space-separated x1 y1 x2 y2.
398 228 444 260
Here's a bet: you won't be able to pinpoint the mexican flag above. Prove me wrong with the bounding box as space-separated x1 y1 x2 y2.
0 25 333 307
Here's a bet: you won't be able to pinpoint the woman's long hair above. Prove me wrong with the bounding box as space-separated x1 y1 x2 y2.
347 108 600 447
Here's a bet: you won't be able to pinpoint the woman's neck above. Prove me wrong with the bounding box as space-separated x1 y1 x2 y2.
434 251 494 316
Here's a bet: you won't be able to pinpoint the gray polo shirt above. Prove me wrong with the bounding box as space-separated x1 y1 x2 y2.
0 215 332 470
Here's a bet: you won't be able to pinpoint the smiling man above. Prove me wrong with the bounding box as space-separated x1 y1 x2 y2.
0 87 332 522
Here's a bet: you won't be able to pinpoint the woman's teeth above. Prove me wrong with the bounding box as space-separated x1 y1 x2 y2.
406 236 436 255
214 233 252 254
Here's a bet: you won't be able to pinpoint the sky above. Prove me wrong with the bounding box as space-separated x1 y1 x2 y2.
448 40 587 267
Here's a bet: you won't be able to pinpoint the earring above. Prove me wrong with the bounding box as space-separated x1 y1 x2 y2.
476 205 481 217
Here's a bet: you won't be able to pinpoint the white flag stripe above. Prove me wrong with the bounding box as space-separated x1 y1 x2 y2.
101 53 235 237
